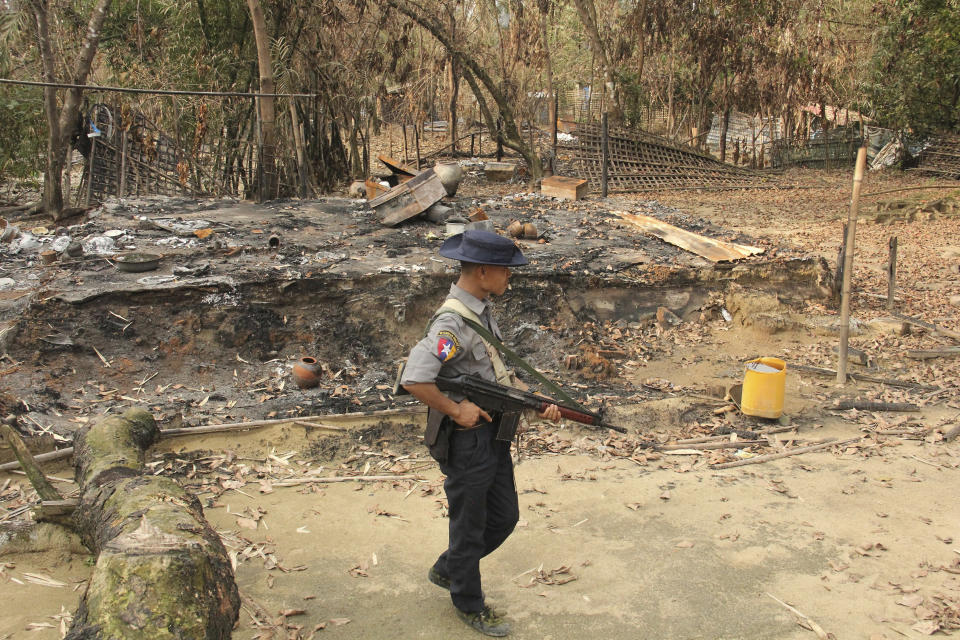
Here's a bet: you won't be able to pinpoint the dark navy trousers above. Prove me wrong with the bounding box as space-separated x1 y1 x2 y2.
432 420 519 613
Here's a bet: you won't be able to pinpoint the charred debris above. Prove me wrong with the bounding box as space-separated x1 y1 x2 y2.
0 185 826 445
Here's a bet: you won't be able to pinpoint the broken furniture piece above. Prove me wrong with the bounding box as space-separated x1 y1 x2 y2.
365 154 423 200
370 168 447 227
364 177 391 200
541 175 589 200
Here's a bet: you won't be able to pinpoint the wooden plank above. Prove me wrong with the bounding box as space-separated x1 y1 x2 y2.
411 170 447 210
541 175 589 200
614 211 765 262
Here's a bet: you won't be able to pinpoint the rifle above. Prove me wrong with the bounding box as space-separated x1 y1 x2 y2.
435 374 628 438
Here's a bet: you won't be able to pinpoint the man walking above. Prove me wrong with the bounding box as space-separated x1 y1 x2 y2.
401 229 560 637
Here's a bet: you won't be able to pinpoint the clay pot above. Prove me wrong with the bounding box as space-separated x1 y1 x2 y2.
433 161 463 196
291 357 322 389
40 250 58 265
522 222 538 239
506 220 523 238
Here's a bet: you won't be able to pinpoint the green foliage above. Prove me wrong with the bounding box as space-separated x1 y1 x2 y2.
869 0 960 134
0 85 46 185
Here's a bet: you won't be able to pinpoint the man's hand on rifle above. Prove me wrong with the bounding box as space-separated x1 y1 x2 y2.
454 399 493 429
538 403 561 423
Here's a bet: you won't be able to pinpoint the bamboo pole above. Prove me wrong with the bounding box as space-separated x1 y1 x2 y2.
85 135 97 205
272 474 422 487
0 447 74 472
118 129 128 196
601 112 609 198
0 422 62 500
837 145 868 384
414 123 421 170
158 406 426 437
0 407 427 471
710 438 860 470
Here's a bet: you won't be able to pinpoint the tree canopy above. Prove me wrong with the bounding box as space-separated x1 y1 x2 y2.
0 0 956 208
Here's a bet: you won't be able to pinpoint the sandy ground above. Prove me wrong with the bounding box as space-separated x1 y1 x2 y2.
1 167 959 639
2 321 958 639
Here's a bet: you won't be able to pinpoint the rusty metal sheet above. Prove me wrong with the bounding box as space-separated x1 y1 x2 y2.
377 154 419 177
615 211 764 262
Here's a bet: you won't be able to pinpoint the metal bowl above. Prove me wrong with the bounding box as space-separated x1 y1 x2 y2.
114 252 162 273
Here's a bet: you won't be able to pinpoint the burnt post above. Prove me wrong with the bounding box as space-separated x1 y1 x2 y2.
887 236 898 310
601 111 609 198
414 123 421 170
119 129 128 197
85 134 97 206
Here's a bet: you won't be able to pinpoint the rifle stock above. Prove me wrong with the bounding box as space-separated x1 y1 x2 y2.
435 374 627 434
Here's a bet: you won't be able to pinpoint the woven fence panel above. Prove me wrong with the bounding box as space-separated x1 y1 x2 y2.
563 122 771 191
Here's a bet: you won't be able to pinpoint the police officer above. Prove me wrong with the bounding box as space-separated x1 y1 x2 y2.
401 229 560 637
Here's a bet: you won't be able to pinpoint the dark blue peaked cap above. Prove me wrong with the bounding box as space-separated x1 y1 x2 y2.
438 229 528 266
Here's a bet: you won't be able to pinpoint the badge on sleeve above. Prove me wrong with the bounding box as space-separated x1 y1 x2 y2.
435 330 460 362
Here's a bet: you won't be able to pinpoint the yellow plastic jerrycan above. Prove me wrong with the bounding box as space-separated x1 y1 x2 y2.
740 357 786 419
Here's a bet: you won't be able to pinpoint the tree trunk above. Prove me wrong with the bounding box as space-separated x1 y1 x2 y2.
247 0 277 201
445 0 459 154
447 59 459 154
719 108 730 162
29 0 112 221
666 51 675 136
67 409 240 639
539 4 557 166
289 98 310 197
571 0 621 122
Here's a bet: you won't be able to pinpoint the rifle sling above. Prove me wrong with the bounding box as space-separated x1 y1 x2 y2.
438 311 588 413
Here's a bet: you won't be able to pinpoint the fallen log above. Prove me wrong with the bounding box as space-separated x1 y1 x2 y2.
66 408 239 639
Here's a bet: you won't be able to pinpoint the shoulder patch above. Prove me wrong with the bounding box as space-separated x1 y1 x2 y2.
435 330 460 362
